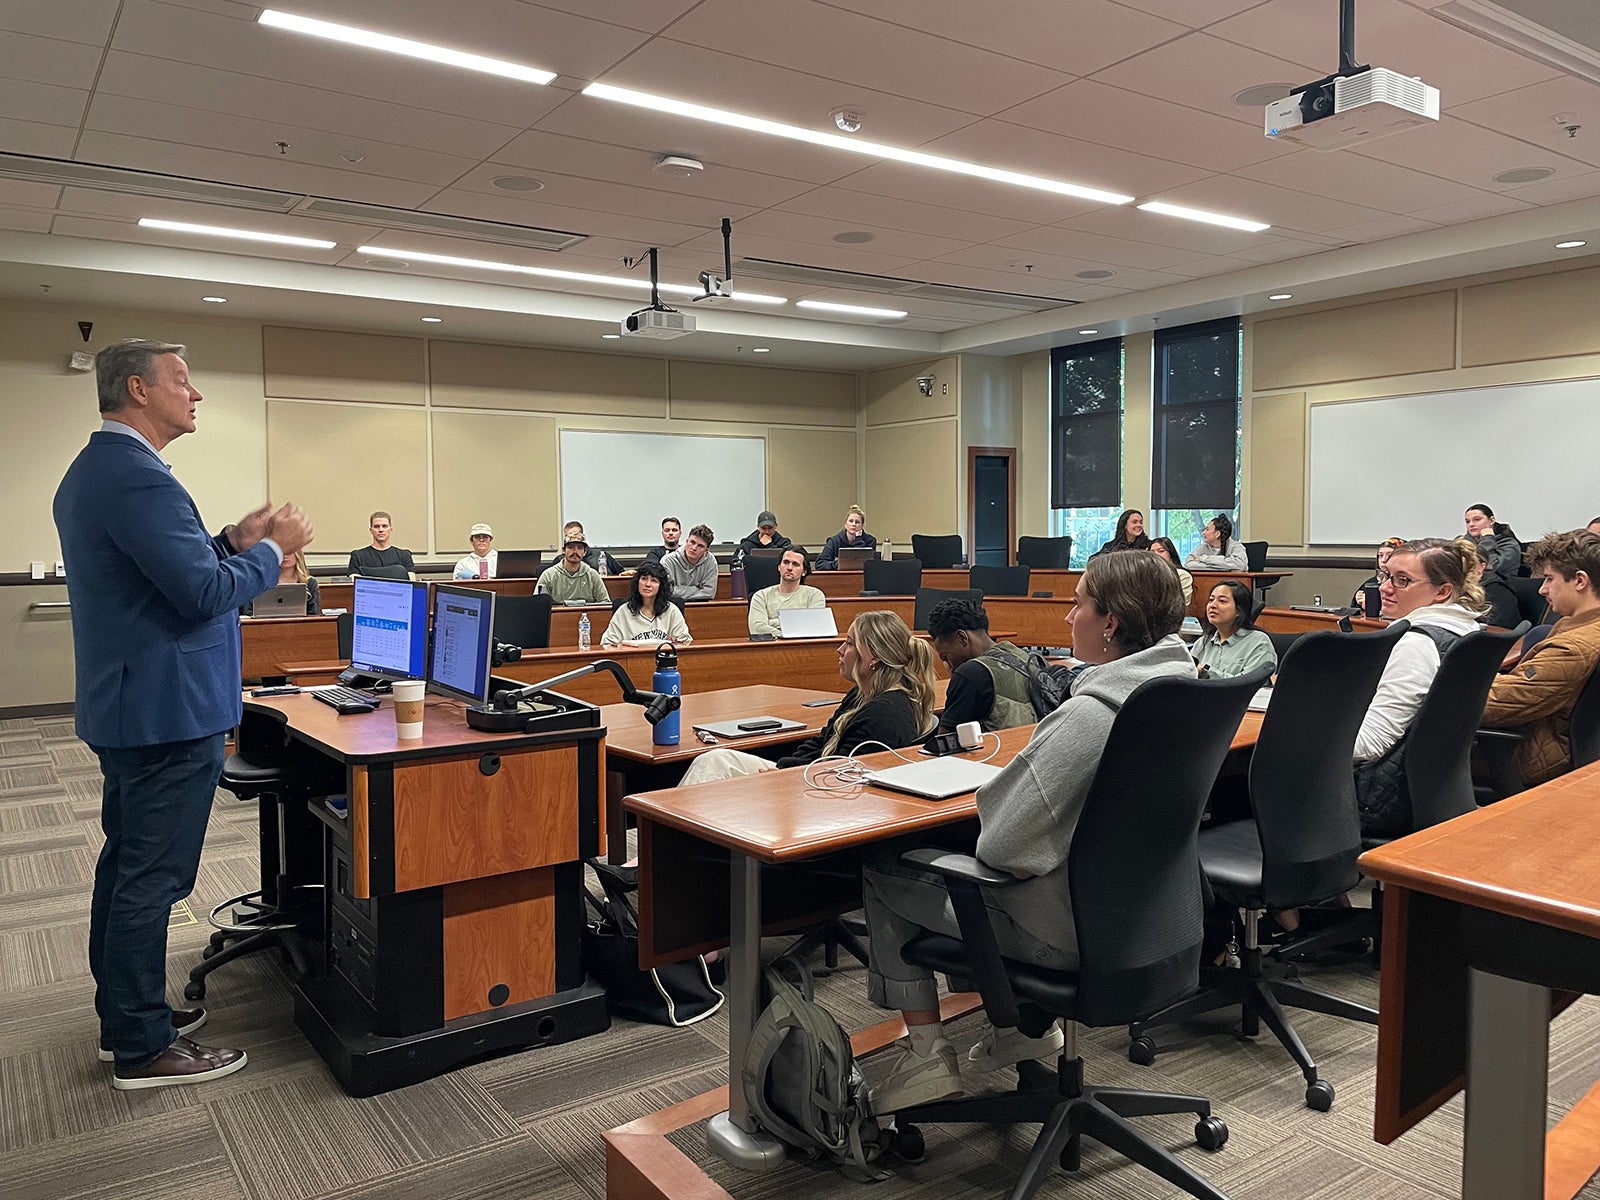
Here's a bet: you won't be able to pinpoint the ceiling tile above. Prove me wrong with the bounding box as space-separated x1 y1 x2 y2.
732 209 971 261
55 189 387 246
1323 214 1438 242
1102 268 1197 291
896 259 1087 302
1110 0 1265 24
662 0 1074 115
51 213 353 265
526 0 702 33
1228 235 1340 263
421 186 706 247
1453 76 1600 169
0 0 118 44
919 119 1213 199
1140 172 1395 233
679 226 921 275
1061 204 1300 254
1408 193 1532 224
0 29 105 89
0 116 77 158
993 225 1202 271
1502 169 1600 206
822 0 1187 75
1165 253 1260 277
449 162 763 231
773 187 1037 243
1003 79 1294 173
1090 33 1321 127
1235 146 1488 213
935 242 1126 284
0 207 51 233
0 179 61 208
0 77 89 129
826 160 1106 225
1352 114 1588 189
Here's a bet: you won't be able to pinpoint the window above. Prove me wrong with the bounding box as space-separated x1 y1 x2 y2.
1049 339 1123 567
1151 318 1241 558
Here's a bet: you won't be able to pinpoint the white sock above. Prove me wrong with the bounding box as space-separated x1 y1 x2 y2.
906 1022 944 1056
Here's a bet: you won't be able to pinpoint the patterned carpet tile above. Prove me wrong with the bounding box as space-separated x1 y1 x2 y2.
0 843 98 897
306 1134 590 1200
0 764 61 795
0 799 81 833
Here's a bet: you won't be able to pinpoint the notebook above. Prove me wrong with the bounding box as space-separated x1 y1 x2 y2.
778 607 839 638
249 583 308 616
864 756 1003 800
692 716 809 739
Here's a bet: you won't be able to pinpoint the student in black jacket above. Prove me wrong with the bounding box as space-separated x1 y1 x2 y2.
735 510 792 564
1089 508 1150 558
817 504 878 568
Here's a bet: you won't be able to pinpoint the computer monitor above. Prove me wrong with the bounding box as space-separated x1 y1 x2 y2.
349 577 429 683
427 585 496 705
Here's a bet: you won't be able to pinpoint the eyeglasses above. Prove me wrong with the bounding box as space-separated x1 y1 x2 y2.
1380 572 1430 589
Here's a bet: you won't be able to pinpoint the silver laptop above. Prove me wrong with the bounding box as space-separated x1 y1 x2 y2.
865 756 1002 800
836 547 874 568
249 583 308 616
778 607 839 638
692 716 808 739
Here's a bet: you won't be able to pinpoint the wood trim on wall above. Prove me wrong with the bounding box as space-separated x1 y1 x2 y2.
966 446 1016 567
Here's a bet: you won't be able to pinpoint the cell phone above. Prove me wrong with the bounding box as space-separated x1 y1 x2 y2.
250 686 302 696
800 698 840 708
737 718 783 732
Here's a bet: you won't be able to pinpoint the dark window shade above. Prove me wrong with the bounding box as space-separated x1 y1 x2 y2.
1152 318 1240 510
1050 339 1123 509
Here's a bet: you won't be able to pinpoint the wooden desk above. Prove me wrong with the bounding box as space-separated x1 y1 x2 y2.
1257 607 1386 635
240 690 610 1095
1359 761 1600 1200
240 615 338 678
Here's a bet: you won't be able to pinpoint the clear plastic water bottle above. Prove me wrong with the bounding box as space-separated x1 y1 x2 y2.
578 611 591 650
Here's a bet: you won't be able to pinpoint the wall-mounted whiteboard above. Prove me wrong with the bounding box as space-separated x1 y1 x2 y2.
1307 376 1600 545
558 429 765 547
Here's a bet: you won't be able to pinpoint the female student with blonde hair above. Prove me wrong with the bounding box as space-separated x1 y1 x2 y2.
678 610 935 785
817 504 878 569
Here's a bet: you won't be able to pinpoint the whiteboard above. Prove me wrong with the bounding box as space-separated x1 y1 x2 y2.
1306 376 1600 545
558 429 766 547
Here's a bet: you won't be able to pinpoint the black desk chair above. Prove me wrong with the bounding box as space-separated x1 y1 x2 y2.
741 556 781 598
1506 575 1550 627
186 710 321 1001
336 611 353 658
1264 630 1303 663
890 669 1265 1200
911 534 963 570
913 587 981 631
1129 623 1408 1109
1476 639 1598 802
862 557 922 597
1243 541 1280 603
969 564 1030 597
493 593 554 649
1016 535 1072 570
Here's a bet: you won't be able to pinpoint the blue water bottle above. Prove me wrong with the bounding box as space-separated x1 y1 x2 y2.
652 644 681 746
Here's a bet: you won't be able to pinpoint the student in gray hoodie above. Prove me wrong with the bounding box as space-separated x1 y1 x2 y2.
863 551 1197 1114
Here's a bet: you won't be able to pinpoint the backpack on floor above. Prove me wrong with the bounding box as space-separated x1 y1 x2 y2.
742 956 888 1181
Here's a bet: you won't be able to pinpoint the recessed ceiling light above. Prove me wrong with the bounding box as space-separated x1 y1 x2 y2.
1233 83 1294 107
491 175 545 192
751 347 771 353
601 333 621 339
364 256 409 269
795 299 908 319
139 217 337 249
1077 328 1098 335
201 295 228 304
1136 201 1270 233
420 316 443 323
581 82 1135 205
356 244 788 304
1555 239 1587 249
1268 292 1293 301
832 231 876 244
257 10 557 84
1076 269 1114 279
1492 167 1553 184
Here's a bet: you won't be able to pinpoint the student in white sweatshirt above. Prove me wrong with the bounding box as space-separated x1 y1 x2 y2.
1183 513 1249 571
600 562 691 647
747 546 824 636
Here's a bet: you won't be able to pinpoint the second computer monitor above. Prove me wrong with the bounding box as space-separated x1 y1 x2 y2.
428 585 496 705
350 577 429 682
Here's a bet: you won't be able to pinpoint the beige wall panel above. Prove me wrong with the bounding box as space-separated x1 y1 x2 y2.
267 401 428 558
864 356 958 426
0 301 267 568
0 584 74 709
1246 391 1307 547
1016 352 1051 539
668 360 855 426
430 340 666 417
431 411 558 553
958 355 1019 449
1122 331 1154 510
767 427 860 548
263 326 425 405
864 419 959 544
1253 293 1456 391
1461 264 1600 367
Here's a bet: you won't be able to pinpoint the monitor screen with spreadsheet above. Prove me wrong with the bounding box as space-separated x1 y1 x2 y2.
427 585 496 705
349 577 429 683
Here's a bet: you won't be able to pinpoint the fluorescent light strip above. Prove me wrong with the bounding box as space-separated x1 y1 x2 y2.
355 245 787 304
582 82 1134 206
259 10 556 84
139 217 337 249
796 299 908 320
1135 201 1270 233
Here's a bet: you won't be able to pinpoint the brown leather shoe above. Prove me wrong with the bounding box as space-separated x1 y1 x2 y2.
111 1036 247 1090
99 1007 206 1062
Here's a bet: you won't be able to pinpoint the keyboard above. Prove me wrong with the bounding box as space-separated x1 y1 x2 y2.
309 685 382 713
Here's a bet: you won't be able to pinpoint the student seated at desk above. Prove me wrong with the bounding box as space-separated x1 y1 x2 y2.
1351 536 1404 608
678 611 935 785
1464 503 1522 577
537 533 609 605
601 562 691 647
661 524 718 601
1088 508 1150 558
816 504 876 569
747 546 824 637
1148 536 1192 606
861 552 1196 1113
452 522 497 579
281 548 320 614
348 510 415 579
926 597 1036 732
1183 513 1248 571
1192 581 1274 679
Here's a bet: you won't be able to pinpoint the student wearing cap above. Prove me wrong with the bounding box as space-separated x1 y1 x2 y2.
563 520 621 575
536 530 609 604
736 510 791 564
452 523 498 579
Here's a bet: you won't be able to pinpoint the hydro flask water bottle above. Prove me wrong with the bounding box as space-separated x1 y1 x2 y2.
652 644 681 746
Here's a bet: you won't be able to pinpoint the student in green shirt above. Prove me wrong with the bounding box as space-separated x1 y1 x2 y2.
1192 580 1276 679
536 533 609 604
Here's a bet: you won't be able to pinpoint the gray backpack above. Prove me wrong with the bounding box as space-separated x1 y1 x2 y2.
742 957 888 1181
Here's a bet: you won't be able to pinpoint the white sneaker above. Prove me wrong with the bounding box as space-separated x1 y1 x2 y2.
965 1020 1064 1071
870 1037 963 1114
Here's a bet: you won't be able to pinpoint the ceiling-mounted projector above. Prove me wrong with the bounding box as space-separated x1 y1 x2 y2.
1265 66 1439 151
622 306 695 339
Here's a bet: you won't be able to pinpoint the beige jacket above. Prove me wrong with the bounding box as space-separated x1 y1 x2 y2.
1481 607 1600 786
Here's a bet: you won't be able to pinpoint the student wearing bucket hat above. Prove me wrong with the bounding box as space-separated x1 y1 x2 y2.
453 523 498 579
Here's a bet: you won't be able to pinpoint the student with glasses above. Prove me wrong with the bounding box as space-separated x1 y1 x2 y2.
1351 536 1404 608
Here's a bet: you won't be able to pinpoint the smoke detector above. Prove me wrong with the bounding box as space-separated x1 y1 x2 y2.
831 107 865 133
654 155 704 178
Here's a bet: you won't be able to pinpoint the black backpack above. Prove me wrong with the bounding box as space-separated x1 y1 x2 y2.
982 646 1083 720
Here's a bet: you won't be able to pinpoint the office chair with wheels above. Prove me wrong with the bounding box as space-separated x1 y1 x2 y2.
1264 630 1303 663
741 556 781 598
969 564 1031 597
1506 575 1550 627
186 710 322 1001
1129 623 1407 1110
911 534 964 569
913 587 982 631
1016 535 1072 570
861 557 922 597
492 593 554 649
888 669 1265 1200
1243 542 1280 602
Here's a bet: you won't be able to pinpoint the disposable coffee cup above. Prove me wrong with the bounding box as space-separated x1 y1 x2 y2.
392 679 426 739
1361 584 1382 618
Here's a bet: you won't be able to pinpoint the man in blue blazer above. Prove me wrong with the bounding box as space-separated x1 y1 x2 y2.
54 338 314 1091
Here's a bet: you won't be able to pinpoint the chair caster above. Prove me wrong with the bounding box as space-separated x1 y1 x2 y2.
183 980 206 1002
1059 1133 1081 1172
1194 1116 1229 1151
1305 1079 1335 1111
1127 1035 1157 1066
890 1123 924 1162
201 945 218 960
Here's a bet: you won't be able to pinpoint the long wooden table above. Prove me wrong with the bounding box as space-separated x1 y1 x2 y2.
1359 761 1600 1200
241 615 339 678
1256 606 1386 635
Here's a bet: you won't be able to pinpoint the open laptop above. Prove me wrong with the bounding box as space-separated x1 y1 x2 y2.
496 549 543 578
865 756 1002 800
836 547 874 568
778 607 839 639
249 583 308 616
